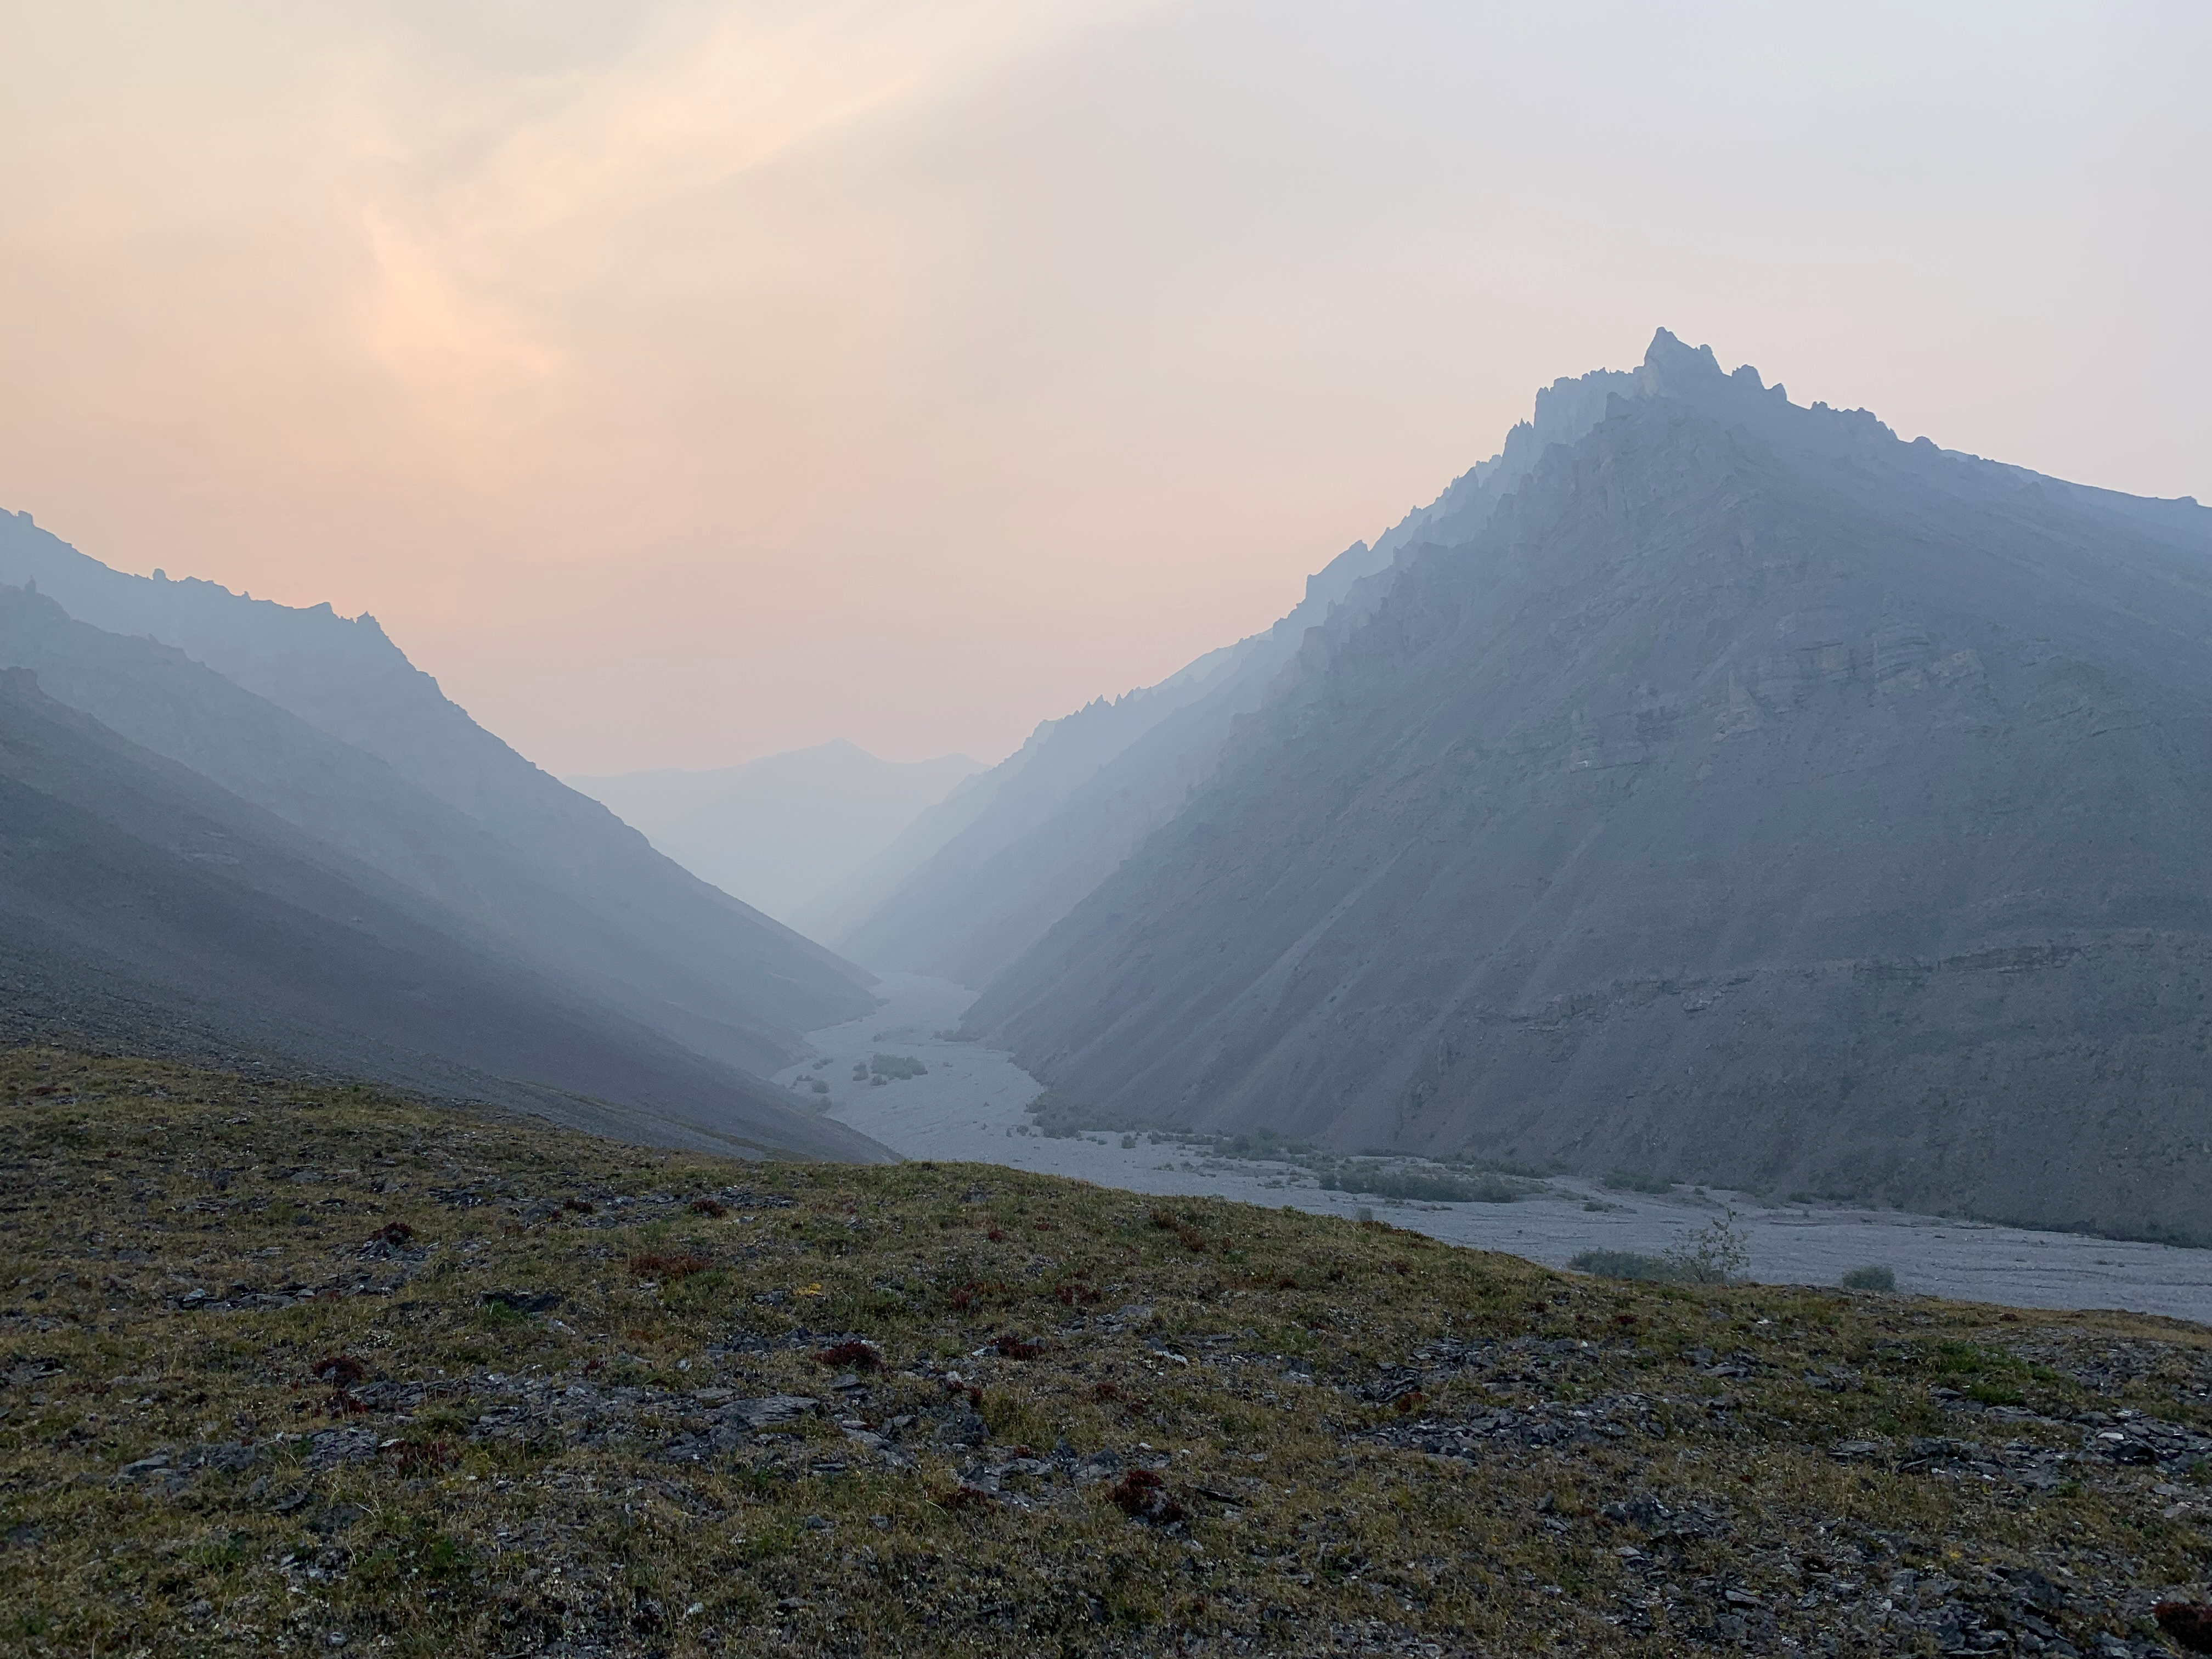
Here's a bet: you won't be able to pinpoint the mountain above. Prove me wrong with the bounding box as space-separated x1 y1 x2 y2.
0 514 878 1073
0 581 882 1079
0 668 890 1160
569 740 980 927
820 366 1639 986
968 330 2212 1240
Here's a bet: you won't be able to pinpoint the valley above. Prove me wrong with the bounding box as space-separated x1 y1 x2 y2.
784 978 2212 1324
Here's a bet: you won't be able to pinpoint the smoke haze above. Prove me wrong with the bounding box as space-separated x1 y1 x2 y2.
0 2 2204 773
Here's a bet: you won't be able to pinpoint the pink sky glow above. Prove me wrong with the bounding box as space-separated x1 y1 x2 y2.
2 1 2205 773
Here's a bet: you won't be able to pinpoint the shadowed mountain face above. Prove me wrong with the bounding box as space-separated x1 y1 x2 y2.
970 332 2212 1240
0 519 877 1073
570 741 980 928
0 584 869 1079
0 670 891 1161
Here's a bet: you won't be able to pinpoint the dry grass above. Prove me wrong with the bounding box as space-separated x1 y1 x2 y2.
3 1046 2212 1656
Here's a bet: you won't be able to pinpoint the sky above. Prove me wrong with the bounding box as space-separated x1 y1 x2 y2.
1 2 2205 775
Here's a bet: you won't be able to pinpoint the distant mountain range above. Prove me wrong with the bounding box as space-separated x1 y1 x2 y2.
570 741 980 928
0 514 888 1160
945 331 2211 1240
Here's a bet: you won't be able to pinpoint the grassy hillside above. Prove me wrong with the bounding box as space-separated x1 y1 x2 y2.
3 1047 2211 1656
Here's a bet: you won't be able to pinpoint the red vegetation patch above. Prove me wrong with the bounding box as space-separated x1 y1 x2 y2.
627 1252 714 1280
932 1485 997 1513
310 1353 367 1387
985 1228 1009 1243
2156 1604 2212 1653
1052 1282 1103 1307
990 1333 1043 1360
687 1197 729 1217
949 1279 1007 1312
1091 1381 1147 1409
1149 1211 1208 1252
1106 1468 1186 1526
367 1221 415 1248
561 1197 596 1215
816 1339 883 1370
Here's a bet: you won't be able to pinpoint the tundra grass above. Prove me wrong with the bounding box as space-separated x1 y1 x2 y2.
4 1046 2212 1656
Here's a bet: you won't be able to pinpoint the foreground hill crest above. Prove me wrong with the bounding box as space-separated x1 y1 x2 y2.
7 1048 2212 1656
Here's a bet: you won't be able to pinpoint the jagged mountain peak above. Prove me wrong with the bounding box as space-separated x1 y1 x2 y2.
967 336 2212 1239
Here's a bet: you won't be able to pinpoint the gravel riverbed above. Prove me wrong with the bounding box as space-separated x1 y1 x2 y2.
781 975 2212 1322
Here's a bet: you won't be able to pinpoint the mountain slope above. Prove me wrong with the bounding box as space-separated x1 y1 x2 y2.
0 582 865 1079
824 366 1640 986
0 668 890 1160
570 740 979 926
0 515 876 1069
972 331 2212 1239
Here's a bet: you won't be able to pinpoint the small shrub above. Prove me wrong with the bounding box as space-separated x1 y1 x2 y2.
868 1053 929 1081
560 1197 595 1215
933 1485 996 1512
687 1197 729 1218
367 1221 414 1247
1602 1169 1676 1195
1841 1264 1896 1292
990 1333 1043 1360
816 1339 883 1370
1663 1211 1750 1283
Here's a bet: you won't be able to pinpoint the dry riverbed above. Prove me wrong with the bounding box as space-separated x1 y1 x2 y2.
781 977 2212 1324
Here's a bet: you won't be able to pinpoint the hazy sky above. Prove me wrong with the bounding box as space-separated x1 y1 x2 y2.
2 2 2205 773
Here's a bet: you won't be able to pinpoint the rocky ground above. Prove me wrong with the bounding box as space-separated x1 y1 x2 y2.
7 1046 2212 1657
